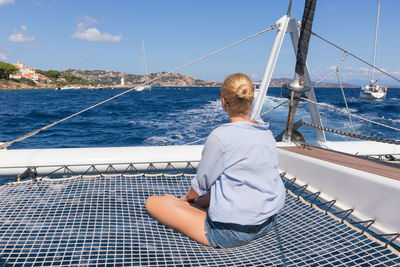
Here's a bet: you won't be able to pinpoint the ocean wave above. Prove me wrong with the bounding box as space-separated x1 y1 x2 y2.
1 87 398 148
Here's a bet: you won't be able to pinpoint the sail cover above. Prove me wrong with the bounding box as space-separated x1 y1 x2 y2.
295 0 317 78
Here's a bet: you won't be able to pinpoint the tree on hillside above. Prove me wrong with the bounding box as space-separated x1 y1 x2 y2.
0 61 18 79
36 69 61 80
63 74 89 85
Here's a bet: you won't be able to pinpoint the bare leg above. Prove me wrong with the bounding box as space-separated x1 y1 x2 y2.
146 194 210 246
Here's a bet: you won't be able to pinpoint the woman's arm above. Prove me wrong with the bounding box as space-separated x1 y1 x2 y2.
181 186 200 201
191 134 225 195
181 187 210 209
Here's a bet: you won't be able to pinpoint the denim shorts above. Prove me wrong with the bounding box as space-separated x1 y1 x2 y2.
204 215 275 248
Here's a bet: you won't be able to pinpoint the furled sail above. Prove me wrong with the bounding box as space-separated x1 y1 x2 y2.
284 0 317 142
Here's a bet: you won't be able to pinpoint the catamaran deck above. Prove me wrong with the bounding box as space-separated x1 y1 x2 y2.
279 145 400 181
0 173 398 266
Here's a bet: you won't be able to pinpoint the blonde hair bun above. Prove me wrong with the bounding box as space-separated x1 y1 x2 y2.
220 73 254 114
236 84 254 101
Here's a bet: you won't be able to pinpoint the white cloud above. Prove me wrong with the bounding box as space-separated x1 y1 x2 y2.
393 71 400 76
0 52 9 61
9 33 36 42
8 25 36 42
0 0 14 6
73 27 123 42
81 16 98 25
343 66 369 73
72 16 123 43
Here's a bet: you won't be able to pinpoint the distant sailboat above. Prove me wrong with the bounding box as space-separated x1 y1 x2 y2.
360 0 387 99
135 39 151 91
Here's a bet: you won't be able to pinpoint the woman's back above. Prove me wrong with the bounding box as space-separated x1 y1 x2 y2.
196 120 286 225
147 73 286 248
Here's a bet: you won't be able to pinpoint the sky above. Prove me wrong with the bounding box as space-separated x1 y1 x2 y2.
0 0 399 85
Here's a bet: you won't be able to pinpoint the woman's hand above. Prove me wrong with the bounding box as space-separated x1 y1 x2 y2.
180 195 189 202
163 193 178 199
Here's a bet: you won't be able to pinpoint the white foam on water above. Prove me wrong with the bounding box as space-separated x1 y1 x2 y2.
136 93 395 145
143 99 225 145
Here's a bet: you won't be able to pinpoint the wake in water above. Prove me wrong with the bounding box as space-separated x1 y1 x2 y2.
0 87 398 149
143 99 225 145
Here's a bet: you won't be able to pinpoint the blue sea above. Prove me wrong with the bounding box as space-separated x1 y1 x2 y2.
0 87 399 149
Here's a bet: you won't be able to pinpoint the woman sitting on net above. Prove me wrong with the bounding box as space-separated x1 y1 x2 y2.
146 73 286 248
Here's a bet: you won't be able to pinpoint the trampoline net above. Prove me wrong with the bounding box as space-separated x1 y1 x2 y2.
0 173 399 266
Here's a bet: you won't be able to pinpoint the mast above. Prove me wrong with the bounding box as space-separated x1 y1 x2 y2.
371 0 381 82
142 39 149 81
250 0 325 142
284 0 317 142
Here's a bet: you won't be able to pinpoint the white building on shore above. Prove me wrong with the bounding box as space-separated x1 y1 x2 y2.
10 62 51 83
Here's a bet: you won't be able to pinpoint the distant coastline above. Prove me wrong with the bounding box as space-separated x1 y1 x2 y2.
1 68 397 90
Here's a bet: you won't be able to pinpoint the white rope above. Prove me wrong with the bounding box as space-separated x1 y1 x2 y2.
335 53 356 134
300 97 400 132
0 25 276 150
184 137 207 146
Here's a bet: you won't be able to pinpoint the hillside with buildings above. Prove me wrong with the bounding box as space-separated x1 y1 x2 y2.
0 61 364 89
10 62 51 83
61 69 221 87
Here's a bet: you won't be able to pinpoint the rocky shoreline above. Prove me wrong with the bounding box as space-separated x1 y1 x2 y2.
0 69 368 90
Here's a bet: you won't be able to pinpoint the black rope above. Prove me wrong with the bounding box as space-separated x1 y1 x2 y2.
281 174 399 247
14 167 37 182
316 199 337 214
302 120 400 145
333 208 354 223
350 219 375 234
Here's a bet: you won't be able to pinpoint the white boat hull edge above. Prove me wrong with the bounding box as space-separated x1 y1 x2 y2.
0 142 399 245
360 90 386 99
277 146 400 245
0 145 203 178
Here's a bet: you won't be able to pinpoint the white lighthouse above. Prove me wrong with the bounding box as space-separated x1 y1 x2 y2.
120 77 125 86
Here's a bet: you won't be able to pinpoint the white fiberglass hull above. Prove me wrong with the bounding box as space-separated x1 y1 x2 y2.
0 141 399 246
277 142 400 243
360 90 386 99
135 85 151 91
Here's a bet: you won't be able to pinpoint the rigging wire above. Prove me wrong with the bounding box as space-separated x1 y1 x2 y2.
314 51 348 85
371 0 381 82
335 53 356 134
300 96 400 133
261 99 289 116
311 31 400 84
0 25 276 150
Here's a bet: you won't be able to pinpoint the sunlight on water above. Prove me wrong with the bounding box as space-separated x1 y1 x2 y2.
0 87 398 149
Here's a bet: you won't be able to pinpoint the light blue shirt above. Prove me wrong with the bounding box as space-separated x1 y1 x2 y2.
191 120 286 225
